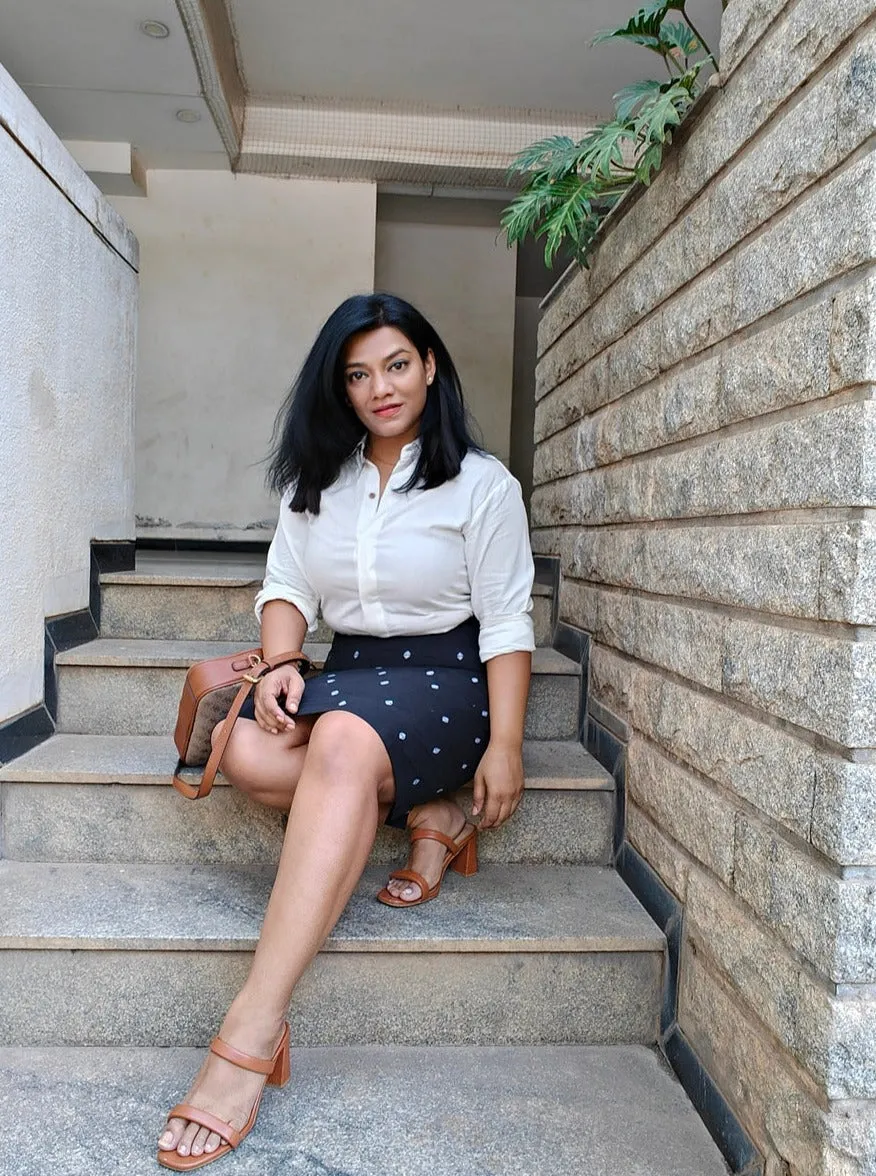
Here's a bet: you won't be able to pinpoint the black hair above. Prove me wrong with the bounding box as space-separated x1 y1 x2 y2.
267 293 482 513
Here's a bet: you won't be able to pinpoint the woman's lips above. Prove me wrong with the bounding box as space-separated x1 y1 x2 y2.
373 404 402 418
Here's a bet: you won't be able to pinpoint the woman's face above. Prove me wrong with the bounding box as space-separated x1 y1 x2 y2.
343 325 436 448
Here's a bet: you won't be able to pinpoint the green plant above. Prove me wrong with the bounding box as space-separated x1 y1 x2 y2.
501 1 718 267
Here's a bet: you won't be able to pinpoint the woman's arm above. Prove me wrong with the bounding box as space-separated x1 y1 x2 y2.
251 492 319 735
261 598 308 660
472 651 531 828
462 472 536 829
253 600 310 735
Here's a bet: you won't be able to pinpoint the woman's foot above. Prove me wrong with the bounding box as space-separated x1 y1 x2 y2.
384 797 472 902
157 1000 286 1161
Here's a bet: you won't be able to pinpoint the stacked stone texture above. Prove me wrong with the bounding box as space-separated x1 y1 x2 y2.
532 2 876 1172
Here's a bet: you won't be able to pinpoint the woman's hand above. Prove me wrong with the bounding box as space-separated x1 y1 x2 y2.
471 740 524 830
253 665 305 735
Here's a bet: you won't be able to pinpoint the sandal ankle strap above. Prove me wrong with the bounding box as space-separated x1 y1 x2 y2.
210 1036 277 1075
410 826 473 853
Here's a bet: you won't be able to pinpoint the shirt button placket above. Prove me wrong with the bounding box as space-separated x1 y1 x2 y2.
358 464 384 634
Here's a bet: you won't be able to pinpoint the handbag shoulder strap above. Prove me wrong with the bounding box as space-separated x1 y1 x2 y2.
173 649 312 800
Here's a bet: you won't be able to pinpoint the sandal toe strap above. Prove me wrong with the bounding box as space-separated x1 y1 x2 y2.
166 1104 240 1148
388 867 432 896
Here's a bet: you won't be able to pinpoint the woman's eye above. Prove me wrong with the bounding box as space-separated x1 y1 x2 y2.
390 360 407 371
348 371 366 382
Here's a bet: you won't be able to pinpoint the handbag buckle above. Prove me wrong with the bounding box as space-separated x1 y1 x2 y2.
242 653 267 685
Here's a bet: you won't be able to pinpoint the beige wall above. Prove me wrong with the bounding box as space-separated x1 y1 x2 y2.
533 2 876 1172
0 65 137 726
375 196 517 464
111 173 377 541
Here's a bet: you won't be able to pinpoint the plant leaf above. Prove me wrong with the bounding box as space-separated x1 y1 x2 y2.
633 82 693 144
614 78 664 121
634 142 664 184
659 20 702 59
592 0 686 50
574 121 636 182
507 135 578 177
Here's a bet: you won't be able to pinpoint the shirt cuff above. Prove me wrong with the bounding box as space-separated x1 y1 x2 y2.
254 586 319 633
478 614 536 662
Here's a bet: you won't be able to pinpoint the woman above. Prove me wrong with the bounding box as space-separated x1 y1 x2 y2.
157 293 535 1169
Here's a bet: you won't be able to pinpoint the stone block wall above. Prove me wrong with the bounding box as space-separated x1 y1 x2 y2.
532 3 876 1172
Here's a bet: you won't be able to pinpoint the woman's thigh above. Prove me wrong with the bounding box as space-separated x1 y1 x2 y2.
215 714 317 810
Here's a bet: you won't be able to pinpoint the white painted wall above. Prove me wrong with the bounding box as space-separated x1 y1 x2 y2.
0 64 138 726
375 197 517 464
111 173 377 539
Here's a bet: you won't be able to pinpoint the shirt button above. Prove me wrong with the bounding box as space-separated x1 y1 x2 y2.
369 492 376 499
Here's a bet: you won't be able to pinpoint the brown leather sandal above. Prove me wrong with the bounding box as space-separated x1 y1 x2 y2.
377 824 479 907
157 1023 290 1171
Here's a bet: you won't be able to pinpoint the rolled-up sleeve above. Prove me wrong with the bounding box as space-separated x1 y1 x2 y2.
254 494 320 632
464 476 535 661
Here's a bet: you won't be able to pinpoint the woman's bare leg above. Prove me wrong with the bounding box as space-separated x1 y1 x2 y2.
215 714 316 811
158 711 395 1160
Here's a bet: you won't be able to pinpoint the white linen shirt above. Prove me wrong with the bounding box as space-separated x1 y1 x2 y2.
254 440 535 662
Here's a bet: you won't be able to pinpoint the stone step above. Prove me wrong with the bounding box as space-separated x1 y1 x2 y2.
0 862 664 1047
55 640 581 740
100 551 554 645
0 1044 729 1176
0 735 615 866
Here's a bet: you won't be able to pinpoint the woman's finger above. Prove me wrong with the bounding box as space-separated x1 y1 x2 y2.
471 770 487 818
492 799 513 830
255 674 293 733
283 673 305 715
253 692 280 734
481 786 504 829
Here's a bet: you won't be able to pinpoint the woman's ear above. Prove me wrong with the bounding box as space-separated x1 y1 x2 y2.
425 349 437 386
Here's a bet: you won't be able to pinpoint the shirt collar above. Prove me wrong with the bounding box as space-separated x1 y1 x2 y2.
352 435 422 472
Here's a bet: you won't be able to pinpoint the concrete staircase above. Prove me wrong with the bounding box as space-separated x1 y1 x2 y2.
0 551 729 1175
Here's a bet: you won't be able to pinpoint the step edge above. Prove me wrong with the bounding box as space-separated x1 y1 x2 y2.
55 645 580 674
0 772 614 791
0 933 665 954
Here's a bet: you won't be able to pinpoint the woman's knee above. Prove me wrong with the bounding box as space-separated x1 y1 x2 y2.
305 712 392 790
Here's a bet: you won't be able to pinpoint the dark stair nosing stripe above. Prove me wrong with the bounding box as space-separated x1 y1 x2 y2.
0 541 135 766
663 1027 764 1176
0 704 55 767
585 708 763 1176
136 537 271 555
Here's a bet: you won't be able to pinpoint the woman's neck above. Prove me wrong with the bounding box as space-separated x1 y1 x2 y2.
366 431 417 466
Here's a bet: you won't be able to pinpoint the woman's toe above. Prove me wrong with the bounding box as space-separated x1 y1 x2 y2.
177 1120 201 1156
158 1117 184 1150
190 1125 210 1156
204 1131 222 1154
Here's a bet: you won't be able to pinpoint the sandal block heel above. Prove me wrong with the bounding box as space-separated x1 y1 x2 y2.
450 831 478 877
267 1031 291 1087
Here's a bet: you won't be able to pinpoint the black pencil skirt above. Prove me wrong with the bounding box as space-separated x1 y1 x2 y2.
239 617 490 828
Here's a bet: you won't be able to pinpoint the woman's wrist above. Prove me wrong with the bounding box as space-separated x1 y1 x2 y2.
487 732 524 753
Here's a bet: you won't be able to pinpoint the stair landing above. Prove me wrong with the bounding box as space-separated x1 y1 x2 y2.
0 1043 729 1176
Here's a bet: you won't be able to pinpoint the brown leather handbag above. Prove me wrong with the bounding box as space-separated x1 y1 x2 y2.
172 648 312 799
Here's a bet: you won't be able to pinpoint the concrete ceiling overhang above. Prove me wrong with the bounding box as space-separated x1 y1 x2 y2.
0 0 722 186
